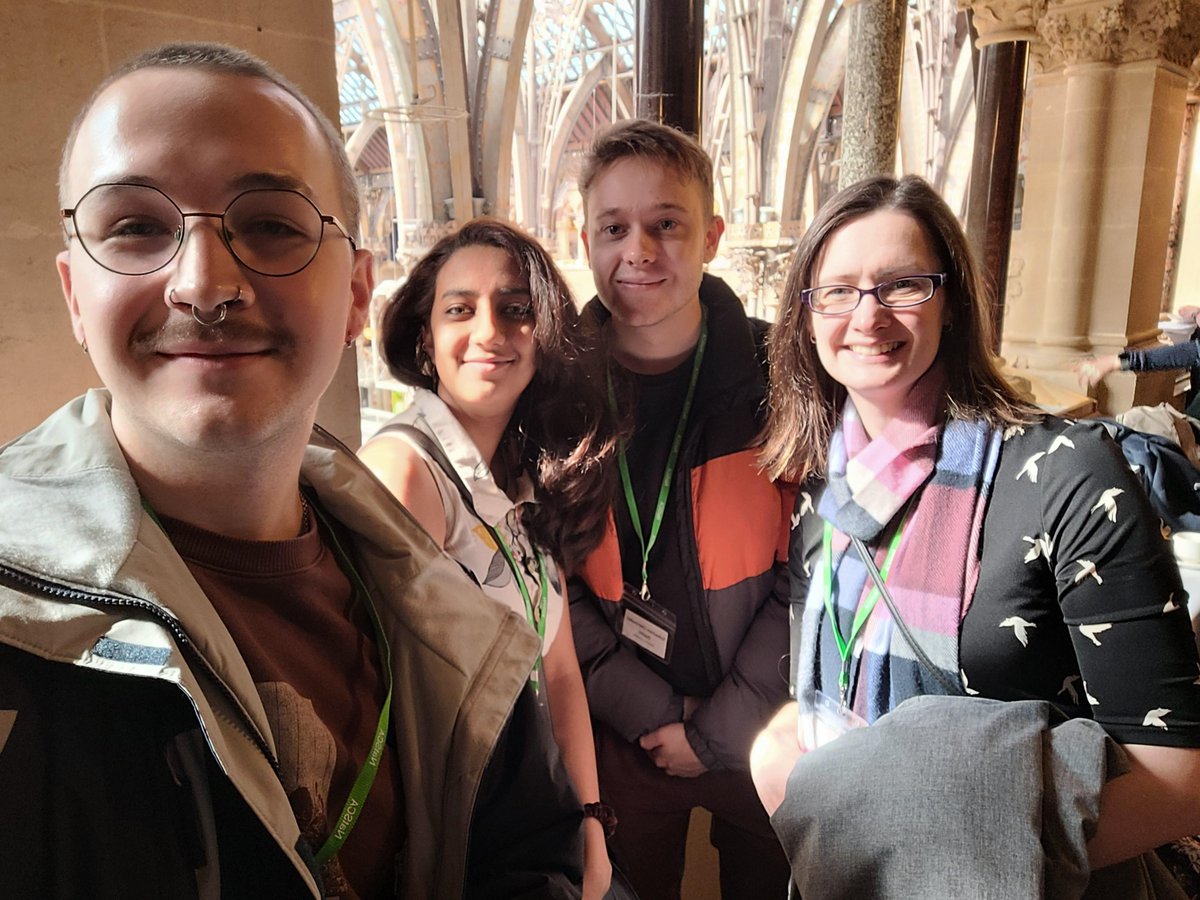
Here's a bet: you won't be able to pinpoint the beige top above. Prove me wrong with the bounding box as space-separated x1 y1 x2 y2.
377 388 563 649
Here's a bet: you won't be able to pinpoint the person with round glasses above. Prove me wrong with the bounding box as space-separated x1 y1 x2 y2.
750 175 1200 894
1 41 587 898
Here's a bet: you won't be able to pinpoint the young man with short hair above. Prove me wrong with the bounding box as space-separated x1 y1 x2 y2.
571 119 792 899
0 43 581 898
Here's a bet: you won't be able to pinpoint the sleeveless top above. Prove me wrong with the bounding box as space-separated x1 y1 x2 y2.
377 388 563 649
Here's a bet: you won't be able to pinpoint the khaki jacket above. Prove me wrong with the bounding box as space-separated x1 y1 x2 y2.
0 390 578 898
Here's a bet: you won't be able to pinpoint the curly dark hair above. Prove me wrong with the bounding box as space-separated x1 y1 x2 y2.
761 175 1038 482
379 218 621 570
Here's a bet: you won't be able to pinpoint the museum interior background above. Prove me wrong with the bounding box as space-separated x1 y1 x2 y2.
7 0 1200 449
5 0 1200 892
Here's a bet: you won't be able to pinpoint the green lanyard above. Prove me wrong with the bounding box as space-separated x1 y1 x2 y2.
141 494 393 868
491 529 549 690
608 308 708 599
308 495 393 867
820 505 912 709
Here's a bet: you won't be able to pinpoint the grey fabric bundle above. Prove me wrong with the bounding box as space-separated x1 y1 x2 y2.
770 694 1185 900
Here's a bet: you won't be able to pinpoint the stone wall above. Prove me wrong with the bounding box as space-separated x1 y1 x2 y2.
0 0 360 445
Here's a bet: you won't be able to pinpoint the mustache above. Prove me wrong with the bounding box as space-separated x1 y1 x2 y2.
130 314 294 354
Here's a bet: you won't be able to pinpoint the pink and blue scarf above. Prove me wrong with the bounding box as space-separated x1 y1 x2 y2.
798 367 1003 723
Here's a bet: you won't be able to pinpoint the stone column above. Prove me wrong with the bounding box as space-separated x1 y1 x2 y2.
838 0 908 187
1162 93 1199 312
1 0 359 445
1002 0 1200 413
1039 62 1115 348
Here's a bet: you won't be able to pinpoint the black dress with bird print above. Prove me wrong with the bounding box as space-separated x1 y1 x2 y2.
960 417 1200 748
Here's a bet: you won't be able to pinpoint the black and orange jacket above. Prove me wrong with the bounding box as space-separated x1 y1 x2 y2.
569 275 793 772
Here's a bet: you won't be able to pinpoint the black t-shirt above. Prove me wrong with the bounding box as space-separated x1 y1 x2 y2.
615 356 711 697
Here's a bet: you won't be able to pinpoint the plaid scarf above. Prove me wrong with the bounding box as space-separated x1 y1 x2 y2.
798 367 1003 723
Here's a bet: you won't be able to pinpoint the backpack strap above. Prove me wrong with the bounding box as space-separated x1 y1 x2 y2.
375 421 482 519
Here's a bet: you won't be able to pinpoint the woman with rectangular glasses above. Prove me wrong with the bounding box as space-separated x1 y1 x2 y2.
751 175 1200 897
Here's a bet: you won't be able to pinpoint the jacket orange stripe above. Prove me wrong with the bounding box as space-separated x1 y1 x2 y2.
690 448 785 592
578 449 790 601
579 511 623 602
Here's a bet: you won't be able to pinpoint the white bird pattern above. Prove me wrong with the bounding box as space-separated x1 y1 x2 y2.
1047 434 1076 454
1021 533 1053 565
1021 535 1042 564
1016 451 1046 484
1079 623 1113 647
1073 559 1103 585
1059 675 1080 705
1003 424 1026 441
999 616 1036 647
1143 708 1171 729
798 491 814 517
1089 487 1124 523
790 512 800 531
1084 681 1099 705
961 669 979 696
1164 594 1180 614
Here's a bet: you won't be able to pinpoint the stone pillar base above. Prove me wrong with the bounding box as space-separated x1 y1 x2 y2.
1001 357 1178 416
1000 360 1097 416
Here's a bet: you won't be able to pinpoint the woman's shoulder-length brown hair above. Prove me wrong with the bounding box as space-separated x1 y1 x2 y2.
760 174 1037 483
376 217 621 570
380 217 578 391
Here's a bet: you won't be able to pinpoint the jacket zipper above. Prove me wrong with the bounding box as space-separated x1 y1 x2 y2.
0 562 281 776
677 417 725 689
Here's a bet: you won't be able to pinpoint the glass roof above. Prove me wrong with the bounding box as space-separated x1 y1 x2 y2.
336 19 380 128
531 0 634 88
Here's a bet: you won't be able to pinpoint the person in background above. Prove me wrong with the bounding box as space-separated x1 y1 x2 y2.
570 119 793 900
1075 305 1200 418
359 219 619 898
752 174 1200 895
0 42 583 898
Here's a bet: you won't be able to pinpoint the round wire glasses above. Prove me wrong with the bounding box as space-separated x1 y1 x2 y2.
61 182 356 277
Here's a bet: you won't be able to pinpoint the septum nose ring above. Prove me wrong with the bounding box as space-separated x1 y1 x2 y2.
192 304 228 327
171 288 241 327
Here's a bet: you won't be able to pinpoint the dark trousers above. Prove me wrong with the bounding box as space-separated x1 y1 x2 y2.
596 724 790 900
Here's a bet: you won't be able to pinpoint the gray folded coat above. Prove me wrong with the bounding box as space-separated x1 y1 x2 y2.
770 695 1186 900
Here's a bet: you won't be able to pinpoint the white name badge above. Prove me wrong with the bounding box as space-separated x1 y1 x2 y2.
620 607 671 660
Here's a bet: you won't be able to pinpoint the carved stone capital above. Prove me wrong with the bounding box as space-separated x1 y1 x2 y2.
1126 0 1200 69
1036 0 1125 68
1033 0 1200 71
958 0 1043 44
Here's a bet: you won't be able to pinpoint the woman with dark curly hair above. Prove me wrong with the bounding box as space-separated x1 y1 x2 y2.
750 176 1200 896
359 218 620 898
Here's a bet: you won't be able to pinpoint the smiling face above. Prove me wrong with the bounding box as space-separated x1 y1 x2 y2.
57 67 371 467
426 244 537 429
809 209 947 435
582 157 723 352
